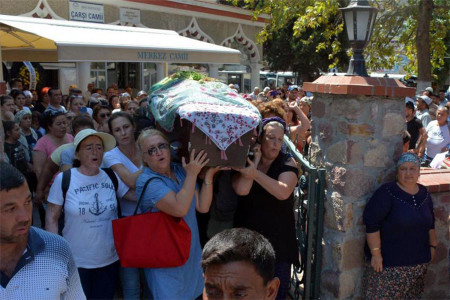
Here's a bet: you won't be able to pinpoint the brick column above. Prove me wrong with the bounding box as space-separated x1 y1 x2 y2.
304 76 415 299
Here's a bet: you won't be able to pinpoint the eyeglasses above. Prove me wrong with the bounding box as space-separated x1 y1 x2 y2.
99 113 111 118
147 143 170 156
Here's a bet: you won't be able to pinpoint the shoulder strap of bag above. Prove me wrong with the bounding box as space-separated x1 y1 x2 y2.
133 177 156 216
102 167 118 192
101 167 121 218
61 169 71 208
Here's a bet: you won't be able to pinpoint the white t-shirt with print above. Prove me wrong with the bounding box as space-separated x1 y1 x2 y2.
47 168 129 269
425 120 450 158
103 147 142 216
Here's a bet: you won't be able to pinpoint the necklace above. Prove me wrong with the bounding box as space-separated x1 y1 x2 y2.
387 184 429 209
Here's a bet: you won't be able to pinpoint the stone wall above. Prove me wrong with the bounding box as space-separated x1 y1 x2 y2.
419 173 450 299
309 94 405 299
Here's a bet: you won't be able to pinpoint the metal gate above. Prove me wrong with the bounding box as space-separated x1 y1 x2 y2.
284 136 326 300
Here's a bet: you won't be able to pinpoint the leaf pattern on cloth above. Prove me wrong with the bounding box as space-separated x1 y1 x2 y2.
178 102 260 150
149 79 261 150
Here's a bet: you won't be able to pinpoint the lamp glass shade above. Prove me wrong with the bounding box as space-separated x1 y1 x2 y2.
356 10 370 41
344 11 355 41
367 13 377 41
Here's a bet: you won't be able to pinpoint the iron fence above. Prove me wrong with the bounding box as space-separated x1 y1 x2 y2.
284 136 326 300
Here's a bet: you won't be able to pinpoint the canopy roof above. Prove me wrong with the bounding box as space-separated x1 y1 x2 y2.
0 14 241 64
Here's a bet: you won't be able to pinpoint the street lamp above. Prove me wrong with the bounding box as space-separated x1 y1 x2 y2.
341 0 378 77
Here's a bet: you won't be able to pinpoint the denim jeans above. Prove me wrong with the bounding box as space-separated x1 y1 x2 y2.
120 267 141 299
78 260 120 299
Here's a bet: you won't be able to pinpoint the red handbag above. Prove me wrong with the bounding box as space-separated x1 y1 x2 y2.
112 178 191 268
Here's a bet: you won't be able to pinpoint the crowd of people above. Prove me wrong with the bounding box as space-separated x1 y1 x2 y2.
0 78 312 299
404 87 450 168
0 76 448 299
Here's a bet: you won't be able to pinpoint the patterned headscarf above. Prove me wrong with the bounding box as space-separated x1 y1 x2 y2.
396 152 421 169
14 109 31 124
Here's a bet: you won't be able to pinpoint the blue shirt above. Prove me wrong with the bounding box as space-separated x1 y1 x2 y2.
135 163 203 299
363 182 435 267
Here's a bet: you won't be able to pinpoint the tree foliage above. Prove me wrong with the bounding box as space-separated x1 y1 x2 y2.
225 0 450 83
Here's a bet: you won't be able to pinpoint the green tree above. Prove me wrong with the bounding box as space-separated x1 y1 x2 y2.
226 0 450 87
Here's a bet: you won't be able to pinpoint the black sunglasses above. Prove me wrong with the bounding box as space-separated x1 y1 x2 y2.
147 143 170 156
99 112 111 118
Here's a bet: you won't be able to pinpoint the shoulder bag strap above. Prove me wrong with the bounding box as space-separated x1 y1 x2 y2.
102 167 122 218
61 169 71 208
133 177 156 216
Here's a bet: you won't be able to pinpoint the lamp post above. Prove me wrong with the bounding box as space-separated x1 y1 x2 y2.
341 0 378 77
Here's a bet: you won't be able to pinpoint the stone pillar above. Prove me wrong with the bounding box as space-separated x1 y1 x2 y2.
156 63 166 82
76 62 91 94
250 62 261 90
304 76 415 299
208 63 219 79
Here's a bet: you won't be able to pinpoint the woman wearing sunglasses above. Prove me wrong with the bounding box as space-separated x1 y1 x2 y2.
93 105 112 133
136 129 222 299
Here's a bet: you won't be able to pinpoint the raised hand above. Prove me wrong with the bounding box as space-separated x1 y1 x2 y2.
232 157 258 180
182 149 209 176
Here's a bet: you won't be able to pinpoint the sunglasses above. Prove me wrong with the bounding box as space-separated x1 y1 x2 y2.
99 112 111 118
147 143 170 156
43 109 65 117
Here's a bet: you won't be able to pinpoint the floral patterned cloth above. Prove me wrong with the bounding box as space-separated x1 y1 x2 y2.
149 78 261 151
362 263 428 299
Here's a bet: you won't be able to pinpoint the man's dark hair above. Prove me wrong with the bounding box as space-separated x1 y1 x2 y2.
2 120 16 139
48 87 60 97
71 115 94 134
0 95 13 105
405 101 415 111
9 78 22 88
92 87 103 94
0 162 26 191
201 228 276 285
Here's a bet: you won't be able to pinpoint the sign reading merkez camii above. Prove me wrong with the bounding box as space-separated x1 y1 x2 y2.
137 51 189 61
69 0 104 23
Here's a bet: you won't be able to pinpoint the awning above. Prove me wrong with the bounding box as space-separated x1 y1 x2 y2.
0 14 241 64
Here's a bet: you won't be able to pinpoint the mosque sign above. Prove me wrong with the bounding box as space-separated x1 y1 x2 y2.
69 0 105 24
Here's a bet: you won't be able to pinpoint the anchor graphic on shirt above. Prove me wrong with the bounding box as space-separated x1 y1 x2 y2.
89 193 107 216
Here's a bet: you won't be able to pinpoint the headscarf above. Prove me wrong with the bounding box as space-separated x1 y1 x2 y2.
14 109 31 124
396 152 421 169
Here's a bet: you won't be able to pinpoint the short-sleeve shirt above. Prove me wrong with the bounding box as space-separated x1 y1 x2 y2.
103 147 142 216
425 120 450 159
0 227 86 299
406 117 423 150
50 143 74 166
34 134 74 158
45 105 67 114
4 141 29 174
416 109 431 129
234 153 299 265
47 168 129 268
135 164 204 299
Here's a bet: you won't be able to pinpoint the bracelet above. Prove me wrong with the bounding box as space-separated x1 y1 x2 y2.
203 181 213 186
430 245 437 249
371 247 380 251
